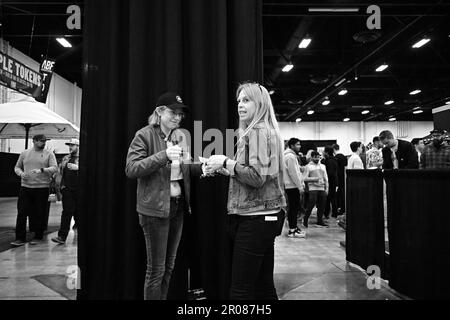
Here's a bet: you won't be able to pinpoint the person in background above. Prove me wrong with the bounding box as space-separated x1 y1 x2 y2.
411 138 425 164
284 138 306 238
347 141 364 170
379 130 419 169
332 144 347 216
366 136 384 169
322 146 338 219
303 151 329 228
52 138 80 244
11 134 58 247
205 82 286 300
420 130 450 169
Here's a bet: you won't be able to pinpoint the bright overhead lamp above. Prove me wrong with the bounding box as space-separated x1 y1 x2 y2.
362 110 370 115
307 110 315 115
299 38 312 49
282 63 294 72
308 8 359 12
410 89 421 95
56 37 72 48
413 110 424 114
446 101 450 105
384 100 394 105
269 90 275 95
338 89 348 96
343 118 350 122
334 78 346 87
322 99 330 106
412 38 430 48
296 118 302 123
389 117 396 122
376 64 389 72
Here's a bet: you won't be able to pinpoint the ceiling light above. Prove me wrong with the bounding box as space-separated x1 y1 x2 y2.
322 99 330 106
446 101 450 105
410 89 421 95
335 78 346 87
412 38 430 48
338 89 348 96
56 37 72 48
343 118 350 122
308 8 359 13
376 64 389 72
362 110 370 115
385 100 394 105
413 110 423 114
307 110 315 115
389 117 396 122
282 63 294 72
299 38 312 49
269 90 275 95
296 118 302 123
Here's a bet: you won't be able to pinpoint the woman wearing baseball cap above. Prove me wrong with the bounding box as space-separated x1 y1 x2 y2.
126 92 204 300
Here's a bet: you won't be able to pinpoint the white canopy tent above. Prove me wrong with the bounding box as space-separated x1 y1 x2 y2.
0 97 79 148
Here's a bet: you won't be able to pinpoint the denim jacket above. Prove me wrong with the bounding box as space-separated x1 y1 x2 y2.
125 125 202 218
225 123 287 215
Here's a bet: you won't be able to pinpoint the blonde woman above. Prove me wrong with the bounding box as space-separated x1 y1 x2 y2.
206 82 286 300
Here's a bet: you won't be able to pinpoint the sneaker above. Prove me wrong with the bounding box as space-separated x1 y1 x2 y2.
294 229 306 238
287 230 296 237
10 240 26 247
315 221 329 228
51 236 66 245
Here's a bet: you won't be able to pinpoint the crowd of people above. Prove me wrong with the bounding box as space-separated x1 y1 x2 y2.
282 128 450 234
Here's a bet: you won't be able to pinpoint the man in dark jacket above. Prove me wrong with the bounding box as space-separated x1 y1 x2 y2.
379 130 419 169
322 146 339 218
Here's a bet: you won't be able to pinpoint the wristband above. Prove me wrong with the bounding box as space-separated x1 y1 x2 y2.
41 168 44 173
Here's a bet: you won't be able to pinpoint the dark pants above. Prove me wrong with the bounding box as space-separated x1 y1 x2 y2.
16 187 49 241
58 188 78 240
325 183 338 218
336 184 345 214
139 196 184 300
285 188 301 229
228 213 280 300
304 190 327 225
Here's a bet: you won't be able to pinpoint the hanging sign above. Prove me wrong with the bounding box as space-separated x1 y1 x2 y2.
0 51 55 103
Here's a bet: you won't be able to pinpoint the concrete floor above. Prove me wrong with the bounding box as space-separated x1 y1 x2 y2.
0 197 402 300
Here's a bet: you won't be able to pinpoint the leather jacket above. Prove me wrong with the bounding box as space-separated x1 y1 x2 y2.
125 124 202 217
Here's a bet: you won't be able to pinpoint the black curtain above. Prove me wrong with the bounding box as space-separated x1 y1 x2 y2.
78 0 263 299
384 170 450 299
345 170 386 279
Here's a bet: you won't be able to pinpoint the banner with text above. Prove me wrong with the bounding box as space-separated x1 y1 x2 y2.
0 51 55 103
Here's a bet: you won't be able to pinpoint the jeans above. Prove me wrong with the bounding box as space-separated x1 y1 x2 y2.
58 188 78 240
325 183 338 218
285 188 301 229
228 213 280 300
336 184 346 214
304 190 327 225
16 187 49 241
139 196 184 300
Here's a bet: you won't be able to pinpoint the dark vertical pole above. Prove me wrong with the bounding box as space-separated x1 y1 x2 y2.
24 124 31 149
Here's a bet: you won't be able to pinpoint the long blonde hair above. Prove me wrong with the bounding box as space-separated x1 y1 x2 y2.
236 82 283 145
236 82 285 178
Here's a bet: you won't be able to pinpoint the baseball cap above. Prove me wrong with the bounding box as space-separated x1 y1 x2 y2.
65 138 80 146
32 134 50 141
156 92 190 113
